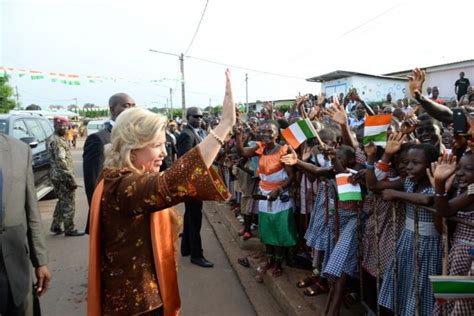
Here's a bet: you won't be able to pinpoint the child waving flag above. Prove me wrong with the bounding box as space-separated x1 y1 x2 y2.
281 118 319 149
363 114 392 147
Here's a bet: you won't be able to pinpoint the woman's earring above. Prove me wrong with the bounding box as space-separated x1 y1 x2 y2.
131 153 137 162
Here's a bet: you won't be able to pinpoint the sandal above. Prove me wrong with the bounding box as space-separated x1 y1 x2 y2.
271 266 283 278
303 280 329 297
303 285 320 297
242 232 252 240
257 261 274 274
237 257 250 268
342 292 358 308
296 275 317 288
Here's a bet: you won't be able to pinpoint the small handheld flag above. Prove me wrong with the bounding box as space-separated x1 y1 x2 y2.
429 275 474 300
336 173 362 201
281 118 318 149
363 114 392 147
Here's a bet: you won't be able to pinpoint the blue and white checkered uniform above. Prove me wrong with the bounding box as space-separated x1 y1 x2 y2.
378 178 442 316
305 181 337 271
322 207 365 282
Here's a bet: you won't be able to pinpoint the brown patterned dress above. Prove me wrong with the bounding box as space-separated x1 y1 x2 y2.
99 147 229 315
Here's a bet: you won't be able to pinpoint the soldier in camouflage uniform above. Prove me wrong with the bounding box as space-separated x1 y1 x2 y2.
47 116 84 236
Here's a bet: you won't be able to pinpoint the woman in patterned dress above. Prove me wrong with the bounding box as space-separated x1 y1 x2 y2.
87 70 236 316
432 151 474 315
377 144 442 315
236 120 297 277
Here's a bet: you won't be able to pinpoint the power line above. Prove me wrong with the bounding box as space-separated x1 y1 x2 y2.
185 54 306 80
338 3 402 39
184 0 210 55
149 48 306 80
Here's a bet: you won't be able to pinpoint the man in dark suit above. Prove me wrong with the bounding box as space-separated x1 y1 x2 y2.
83 93 135 234
176 107 214 268
0 133 51 315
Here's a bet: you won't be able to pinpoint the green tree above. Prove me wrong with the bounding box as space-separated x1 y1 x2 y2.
0 74 17 113
169 109 183 120
26 104 42 110
211 105 222 116
275 104 291 113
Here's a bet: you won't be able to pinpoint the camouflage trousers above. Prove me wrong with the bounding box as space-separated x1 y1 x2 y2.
50 180 76 233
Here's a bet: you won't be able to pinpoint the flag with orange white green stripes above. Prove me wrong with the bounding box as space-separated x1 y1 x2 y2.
336 173 362 201
281 118 318 149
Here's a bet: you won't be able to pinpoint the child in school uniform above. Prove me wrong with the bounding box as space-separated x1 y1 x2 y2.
432 151 474 314
378 143 442 316
322 145 366 315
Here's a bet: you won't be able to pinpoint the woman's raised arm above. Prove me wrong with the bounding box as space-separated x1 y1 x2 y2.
199 69 236 168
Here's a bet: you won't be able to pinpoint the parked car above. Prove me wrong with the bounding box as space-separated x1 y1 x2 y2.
86 119 107 136
0 113 55 200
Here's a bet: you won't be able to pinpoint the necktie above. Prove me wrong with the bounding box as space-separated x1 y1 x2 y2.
195 128 203 143
0 169 3 223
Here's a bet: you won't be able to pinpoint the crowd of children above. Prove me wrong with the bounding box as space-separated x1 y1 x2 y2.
214 68 474 315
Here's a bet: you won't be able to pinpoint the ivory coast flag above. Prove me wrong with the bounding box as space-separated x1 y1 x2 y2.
30 70 44 80
67 75 81 86
58 73 68 84
336 173 362 201
429 276 474 300
281 118 318 149
86 75 96 83
363 114 392 147
18 69 26 78
68 74 80 85
49 72 58 83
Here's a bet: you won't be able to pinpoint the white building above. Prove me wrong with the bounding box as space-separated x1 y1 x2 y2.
306 70 407 103
384 59 474 100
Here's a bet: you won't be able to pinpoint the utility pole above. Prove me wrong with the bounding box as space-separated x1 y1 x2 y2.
169 88 173 119
148 49 186 120
15 85 20 109
245 73 249 113
180 53 186 121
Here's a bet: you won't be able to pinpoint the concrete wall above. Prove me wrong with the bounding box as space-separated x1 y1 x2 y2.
322 76 407 103
424 65 474 100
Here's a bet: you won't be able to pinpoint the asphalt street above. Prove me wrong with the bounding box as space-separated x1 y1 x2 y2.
38 139 256 316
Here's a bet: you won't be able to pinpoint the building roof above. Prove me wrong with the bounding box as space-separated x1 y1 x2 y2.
384 59 474 76
306 70 406 83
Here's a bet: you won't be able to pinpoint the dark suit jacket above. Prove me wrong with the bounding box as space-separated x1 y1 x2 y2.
0 134 48 306
160 132 177 171
83 123 111 234
83 124 111 206
176 125 201 157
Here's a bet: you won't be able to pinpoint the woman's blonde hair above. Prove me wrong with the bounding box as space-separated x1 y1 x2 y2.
104 107 168 174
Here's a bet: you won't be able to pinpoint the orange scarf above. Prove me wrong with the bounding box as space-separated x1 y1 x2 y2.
87 180 182 316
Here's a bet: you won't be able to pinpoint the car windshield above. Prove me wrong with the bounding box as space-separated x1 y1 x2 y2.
89 124 102 130
0 119 8 134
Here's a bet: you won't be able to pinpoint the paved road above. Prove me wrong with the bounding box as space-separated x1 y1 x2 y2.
39 139 255 316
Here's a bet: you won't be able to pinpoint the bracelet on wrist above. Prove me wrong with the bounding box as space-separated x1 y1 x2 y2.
364 162 375 170
468 184 474 196
434 192 448 197
209 130 225 146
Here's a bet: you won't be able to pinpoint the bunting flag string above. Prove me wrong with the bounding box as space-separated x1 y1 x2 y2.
0 64 178 87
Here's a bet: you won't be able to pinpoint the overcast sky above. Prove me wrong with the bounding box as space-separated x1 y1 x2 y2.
1 0 473 109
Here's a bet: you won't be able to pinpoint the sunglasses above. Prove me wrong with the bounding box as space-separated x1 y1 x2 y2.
192 115 203 119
